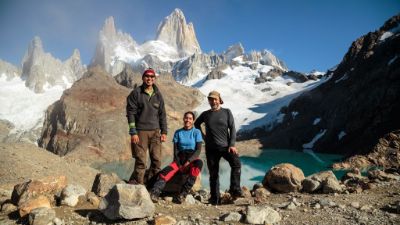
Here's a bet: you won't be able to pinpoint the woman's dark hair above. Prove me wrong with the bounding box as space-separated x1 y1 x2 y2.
183 111 196 120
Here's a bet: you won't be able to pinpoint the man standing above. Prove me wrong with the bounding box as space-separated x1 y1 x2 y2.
126 68 167 184
194 91 243 205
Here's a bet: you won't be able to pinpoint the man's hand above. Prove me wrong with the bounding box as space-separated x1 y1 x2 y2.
160 134 167 142
229 146 238 155
131 134 139 144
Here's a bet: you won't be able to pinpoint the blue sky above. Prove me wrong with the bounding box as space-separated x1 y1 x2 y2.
0 0 398 72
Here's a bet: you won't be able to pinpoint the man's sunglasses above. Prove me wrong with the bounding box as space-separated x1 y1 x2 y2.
144 74 156 78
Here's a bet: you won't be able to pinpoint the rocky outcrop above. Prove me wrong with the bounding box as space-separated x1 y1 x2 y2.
21 36 85 93
333 130 400 169
255 68 285 84
38 66 132 163
156 8 201 58
283 71 309 83
206 65 229 80
223 43 244 62
172 52 225 84
261 14 400 156
0 59 21 79
245 49 288 71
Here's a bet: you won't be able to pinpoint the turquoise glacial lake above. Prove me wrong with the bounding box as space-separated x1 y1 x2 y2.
92 149 345 191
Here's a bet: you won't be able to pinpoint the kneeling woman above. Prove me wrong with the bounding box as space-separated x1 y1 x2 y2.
150 111 203 203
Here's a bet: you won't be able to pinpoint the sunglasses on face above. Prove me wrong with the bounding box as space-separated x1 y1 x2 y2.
144 74 156 78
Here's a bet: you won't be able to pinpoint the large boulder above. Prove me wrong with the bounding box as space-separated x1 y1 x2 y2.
263 163 304 193
99 184 155 220
91 172 124 198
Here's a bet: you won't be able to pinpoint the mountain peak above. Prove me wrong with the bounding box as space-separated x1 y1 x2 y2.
156 8 201 57
101 16 117 40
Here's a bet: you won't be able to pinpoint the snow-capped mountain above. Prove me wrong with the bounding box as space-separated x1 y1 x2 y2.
193 55 326 131
91 9 201 76
171 43 289 85
90 9 288 85
156 8 201 57
0 36 86 142
21 36 85 93
0 8 323 144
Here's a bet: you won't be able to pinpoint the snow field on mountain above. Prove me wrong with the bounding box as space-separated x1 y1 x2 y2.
0 74 67 133
194 64 327 131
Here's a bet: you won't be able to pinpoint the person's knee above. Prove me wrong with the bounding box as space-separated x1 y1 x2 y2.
192 159 203 169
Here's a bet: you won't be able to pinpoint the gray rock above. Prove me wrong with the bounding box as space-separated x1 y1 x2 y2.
245 205 281 224
206 66 228 80
92 173 124 198
221 212 242 222
322 177 343 193
28 207 56 225
302 178 321 193
61 184 87 207
183 194 196 205
99 184 155 220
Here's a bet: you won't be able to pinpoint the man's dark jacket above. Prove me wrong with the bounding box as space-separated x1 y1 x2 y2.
126 84 167 134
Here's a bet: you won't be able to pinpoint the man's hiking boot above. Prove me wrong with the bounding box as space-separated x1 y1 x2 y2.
208 197 220 205
229 189 245 198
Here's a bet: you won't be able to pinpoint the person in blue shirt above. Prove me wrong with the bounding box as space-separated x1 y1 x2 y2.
149 111 203 203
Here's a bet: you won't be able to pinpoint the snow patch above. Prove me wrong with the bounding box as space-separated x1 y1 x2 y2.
313 118 321 125
291 111 299 119
335 73 348 83
194 63 325 131
379 23 400 42
302 129 327 149
388 55 398 66
0 75 66 133
338 131 346 140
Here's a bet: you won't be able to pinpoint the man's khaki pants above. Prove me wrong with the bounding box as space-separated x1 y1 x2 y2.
130 130 161 184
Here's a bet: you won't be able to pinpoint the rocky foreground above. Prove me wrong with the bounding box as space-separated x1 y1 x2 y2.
1 142 400 225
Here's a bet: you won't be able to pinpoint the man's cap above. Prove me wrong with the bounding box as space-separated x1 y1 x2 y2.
207 90 224 104
142 68 156 77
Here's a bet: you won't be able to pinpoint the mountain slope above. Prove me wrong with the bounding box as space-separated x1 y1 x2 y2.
260 14 400 155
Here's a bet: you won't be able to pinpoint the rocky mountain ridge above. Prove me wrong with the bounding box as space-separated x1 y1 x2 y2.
21 37 86 93
89 9 289 85
257 14 400 156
